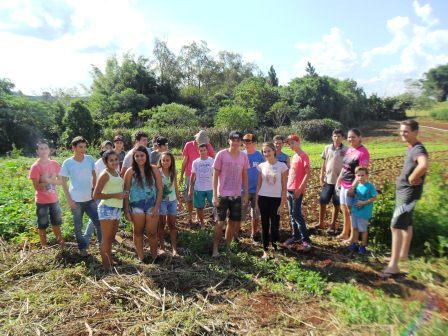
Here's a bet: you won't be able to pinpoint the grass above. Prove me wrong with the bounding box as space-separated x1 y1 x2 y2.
407 101 448 121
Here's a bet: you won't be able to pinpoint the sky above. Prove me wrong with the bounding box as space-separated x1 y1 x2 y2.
0 0 447 96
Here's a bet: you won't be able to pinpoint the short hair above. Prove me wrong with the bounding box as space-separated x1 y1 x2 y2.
198 143 207 149
355 166 368 175
36 139 49 150
400 119 419 131
134 130 148 142
348 128 361 137
152 135 160 143
332 129 344 136
71 136 88 148
262 142 276 152
273 135 285 142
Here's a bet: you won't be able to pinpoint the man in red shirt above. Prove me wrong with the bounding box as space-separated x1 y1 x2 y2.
180 130 215 224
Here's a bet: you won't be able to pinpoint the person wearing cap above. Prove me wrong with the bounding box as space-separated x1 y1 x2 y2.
150 137 168 165
180 130 215 225
242 133 264 243
285 134 312 252
113 135 126 170
212 131 249 257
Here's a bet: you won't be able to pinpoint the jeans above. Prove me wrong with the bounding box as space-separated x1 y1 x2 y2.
287 192 310 243
71 199 102 250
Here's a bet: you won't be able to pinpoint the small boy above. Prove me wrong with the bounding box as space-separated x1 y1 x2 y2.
150 137 168 165
348 167 377 254
60 136 101 256
189 143 214 226
273 135 290 168
28 140 65 248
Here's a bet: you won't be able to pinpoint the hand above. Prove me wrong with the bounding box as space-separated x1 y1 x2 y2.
294 189 302 199
355 200 365 208
68 198 77 209
212 196 219 208
278 200 286 215
114 192 127 199
319 176 324 187
409 176 423 185
242 194 249 206
151 207 159 217
125 211 132 221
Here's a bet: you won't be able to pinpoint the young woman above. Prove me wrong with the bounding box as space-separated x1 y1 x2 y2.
256 142 288 259
336 129 370 243
157 152 183 256
93 150 125 270
123 146 163 261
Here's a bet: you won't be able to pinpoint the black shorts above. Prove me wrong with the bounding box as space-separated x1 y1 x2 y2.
36 202 63 229
390 200 417 230
217 196 242 222
319 183 340 206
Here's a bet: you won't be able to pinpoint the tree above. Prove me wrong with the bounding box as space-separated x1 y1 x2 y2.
267 65 279 86
0 78 14 94
153 38 183 88
305 62 318 77
62 99 96 146
215 105 258 130
422 64 448 101
267 101 293 127
147 103 199 128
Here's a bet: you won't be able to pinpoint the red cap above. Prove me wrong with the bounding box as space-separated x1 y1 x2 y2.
286 134 300 143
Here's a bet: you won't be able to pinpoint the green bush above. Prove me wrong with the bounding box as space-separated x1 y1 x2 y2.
215 105 258 130
141 103 199 128
290 118 342 141
430 102 448 120
275 260 326 296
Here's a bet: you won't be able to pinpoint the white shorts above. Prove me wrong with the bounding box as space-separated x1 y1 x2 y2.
339 186 354 206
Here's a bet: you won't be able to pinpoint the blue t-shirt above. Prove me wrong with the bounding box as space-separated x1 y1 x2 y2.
60 155 95 202
244 150 265 194
351 182 377 219
276 152 289 165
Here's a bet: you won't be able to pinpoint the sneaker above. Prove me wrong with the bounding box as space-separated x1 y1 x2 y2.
348 242 359 252
302 241 312 252
358 245 368 254
283 236 299 246
79 249 88 257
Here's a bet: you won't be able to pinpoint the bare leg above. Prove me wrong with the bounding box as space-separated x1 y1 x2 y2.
38 228 48 248
251 218 259 237
197 208 205 225
132 214 146 261
331 205 340 228
146 215 159 259
385 228 403 273
167 215 178 255
361 231 368 247
400 226 413 260
100 220 118 270
232 220 241 241
319 204 327 228
158 215 167 251
337 205 351 239
186 201 194 223
351 228 359 243
213 221 226 257
226 220 234 246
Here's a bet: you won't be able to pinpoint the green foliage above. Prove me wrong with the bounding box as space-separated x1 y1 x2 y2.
370 181 395 250
267 101 293 127
106 112 133 129
215 105 258 130
61 99 97 146
329 284 420 326
267 65 279 87
290 118 342 142
276 260 326 296
429 101 448 120
422 63 448 102
146 103 199 128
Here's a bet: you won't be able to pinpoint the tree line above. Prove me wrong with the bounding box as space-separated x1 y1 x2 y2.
1 39 447 154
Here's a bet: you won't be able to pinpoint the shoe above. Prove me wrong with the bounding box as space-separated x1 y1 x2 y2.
302 241 312 252
283 236 299 246
79 249 88 257
348 242 358 252
358 245 368 254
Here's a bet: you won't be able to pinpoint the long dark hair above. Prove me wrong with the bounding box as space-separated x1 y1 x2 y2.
132 146 153 187
157 151 176 182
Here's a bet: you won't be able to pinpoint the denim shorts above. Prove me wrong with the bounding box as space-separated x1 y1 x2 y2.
98 204 122 221
339 186 354 206
320 183 340 206
160 199 178 216
36 202 62 229
129 198 156 215
193 190 213 209
351 215 369 232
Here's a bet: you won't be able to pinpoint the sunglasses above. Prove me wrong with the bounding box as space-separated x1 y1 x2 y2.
243 139 253 143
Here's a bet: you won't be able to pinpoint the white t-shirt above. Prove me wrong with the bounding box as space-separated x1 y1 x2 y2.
257 161 288 198
122 147 152 170
191 157 214 191
60 155 95 202
94 158 106 180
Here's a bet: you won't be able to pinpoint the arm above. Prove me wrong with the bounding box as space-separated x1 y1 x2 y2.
180 155 187 181
212 168 220 207
189 172 196 197
152 167 163 216
408 155 429 185
93 172 125 200
280 170 288 213
174 171 183 210
30 178 48 191
61 176 76 209
320 159 326 186
285 155 291 169
123 169 133 221
242 168 249 205
255 172 262 207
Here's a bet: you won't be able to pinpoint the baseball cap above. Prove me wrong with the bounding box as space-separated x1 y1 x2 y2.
156 137 168 146
113 135 124 142
286 134 300 143
194 130 210 144
243 133 256 142
228 131 242 140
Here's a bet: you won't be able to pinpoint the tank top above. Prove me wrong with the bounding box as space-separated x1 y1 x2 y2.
159 168 177 201
129 173 156 203
100 170 124 208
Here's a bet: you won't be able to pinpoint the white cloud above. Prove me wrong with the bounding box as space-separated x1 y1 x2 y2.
413 0 438 26
294 27 357 77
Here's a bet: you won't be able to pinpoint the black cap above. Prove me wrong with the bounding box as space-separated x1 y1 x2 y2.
114 135 124 142
156 137 168 146
228 131 242 140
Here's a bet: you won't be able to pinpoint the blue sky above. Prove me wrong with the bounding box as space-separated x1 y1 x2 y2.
0 0 447 96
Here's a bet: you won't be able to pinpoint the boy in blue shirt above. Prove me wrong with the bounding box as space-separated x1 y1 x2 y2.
348 167 377 254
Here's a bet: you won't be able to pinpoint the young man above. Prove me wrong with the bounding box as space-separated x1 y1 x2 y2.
382 120 428 277
273 135 290 168
60 136 101 256
113 135 126 170
241 133 264 243
180 130 215 225
189 143 214 226
29 140 65 248
212 131 249 257
150 136 168 165
94 140 113 179
285 134 312 251
121 130 151 176
319 129 347 232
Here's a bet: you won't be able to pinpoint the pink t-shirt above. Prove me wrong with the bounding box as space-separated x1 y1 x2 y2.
213 150 249 197
28 160 61 204
183 140 215 176
340 145 370 189
287 152 310 192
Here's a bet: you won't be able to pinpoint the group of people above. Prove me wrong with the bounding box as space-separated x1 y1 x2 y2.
28 119 428 277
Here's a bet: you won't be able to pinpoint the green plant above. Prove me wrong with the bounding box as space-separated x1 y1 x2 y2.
275 260 326 296
215 105 258 130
